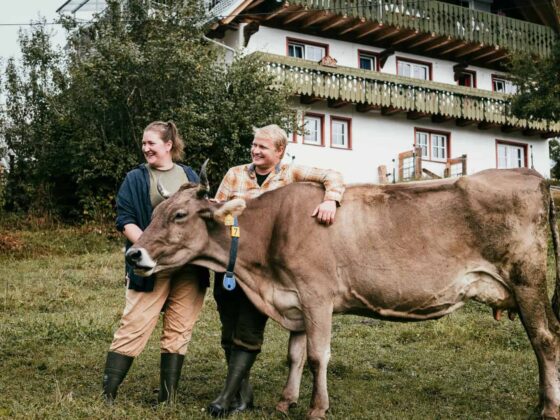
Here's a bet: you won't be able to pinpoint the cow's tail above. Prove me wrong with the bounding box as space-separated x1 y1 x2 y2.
549 190 560 321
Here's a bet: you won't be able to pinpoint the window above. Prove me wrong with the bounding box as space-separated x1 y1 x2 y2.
497 141 526 168
287 39 327 61
457 71 476 88
358 51 378 71
415 129 450 161
331 117 351 149
397 59 431 80
303 114 324 146
492 76 517 94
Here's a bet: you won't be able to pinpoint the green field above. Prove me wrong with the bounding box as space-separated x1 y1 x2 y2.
0 223 551 419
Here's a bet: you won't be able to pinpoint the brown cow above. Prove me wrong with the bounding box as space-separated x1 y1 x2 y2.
126 167 560 419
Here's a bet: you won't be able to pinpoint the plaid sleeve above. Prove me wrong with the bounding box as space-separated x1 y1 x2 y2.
215 168 236 201
291 164 345 203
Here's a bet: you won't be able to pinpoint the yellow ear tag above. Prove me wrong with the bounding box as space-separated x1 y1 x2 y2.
231 226 240 238
224 214 234 226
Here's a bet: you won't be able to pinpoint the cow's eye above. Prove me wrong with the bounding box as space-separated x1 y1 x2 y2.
174 211 187 221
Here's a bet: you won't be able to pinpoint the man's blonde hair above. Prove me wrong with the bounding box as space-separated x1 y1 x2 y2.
253 124 288 159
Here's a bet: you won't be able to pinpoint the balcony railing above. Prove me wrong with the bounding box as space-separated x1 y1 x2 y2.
289 0 557 57
256 52 560 133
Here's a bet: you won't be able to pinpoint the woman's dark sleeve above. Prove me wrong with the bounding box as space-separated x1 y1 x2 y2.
115 173 139 232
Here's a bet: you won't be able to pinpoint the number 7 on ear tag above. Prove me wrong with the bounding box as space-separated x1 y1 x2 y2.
231 226 240 237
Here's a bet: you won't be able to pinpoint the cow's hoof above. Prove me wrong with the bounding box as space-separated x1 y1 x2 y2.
306 407 327 420
207 403 229 418
276 399 297 414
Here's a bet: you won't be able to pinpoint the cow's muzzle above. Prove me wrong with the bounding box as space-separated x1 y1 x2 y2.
125 247 157 276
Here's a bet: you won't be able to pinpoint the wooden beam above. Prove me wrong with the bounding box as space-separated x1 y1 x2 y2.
432 114 453 123
478 121 498 130
523 128 540 136
381 106 402 116
456 118 476 127
378 48 395 68
486 53 509 64
245 0 265 11
541 132 557 139
299 11 330 28
501 125 522 133
408 33 435 49
373 27 400 43
407 111 428 120
355 23 383 39
439 41 466 56
356 103 380 112
320 15 348 31
422 168 441 179
263 4 289 21
327 98 349 108
338 20 365 36
469 47 499 62
300 95 321 105
283 10 308 25
423 37 453 52
455 43 484 58
391 30 419 46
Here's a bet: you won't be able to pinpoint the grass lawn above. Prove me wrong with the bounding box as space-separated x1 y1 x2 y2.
0 223 551 419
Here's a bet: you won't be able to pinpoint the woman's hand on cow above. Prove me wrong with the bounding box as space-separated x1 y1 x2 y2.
312 200 337 225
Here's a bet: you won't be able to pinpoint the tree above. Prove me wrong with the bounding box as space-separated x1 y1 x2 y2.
2 0 296 220
509 40 560 178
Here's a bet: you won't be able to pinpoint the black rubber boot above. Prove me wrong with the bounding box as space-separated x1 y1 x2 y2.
207 349 258 417
102 351 134 404
158 353 185 404
223 348 254 413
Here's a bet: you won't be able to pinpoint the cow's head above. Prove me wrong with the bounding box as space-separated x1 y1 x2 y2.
125 163 246 276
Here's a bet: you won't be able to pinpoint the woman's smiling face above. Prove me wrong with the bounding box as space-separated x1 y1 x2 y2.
142 129 173 169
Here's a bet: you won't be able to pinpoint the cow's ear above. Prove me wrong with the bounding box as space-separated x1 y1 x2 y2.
212 199 246 223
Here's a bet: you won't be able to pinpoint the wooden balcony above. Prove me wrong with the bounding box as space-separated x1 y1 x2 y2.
219 0 558 67
256 52 560 135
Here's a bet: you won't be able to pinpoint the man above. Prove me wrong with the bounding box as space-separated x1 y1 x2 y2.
207 124 345 416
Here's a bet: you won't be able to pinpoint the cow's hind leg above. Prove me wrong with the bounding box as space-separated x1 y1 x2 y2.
276 331 307 413
304 304 333 420
515 280 560 419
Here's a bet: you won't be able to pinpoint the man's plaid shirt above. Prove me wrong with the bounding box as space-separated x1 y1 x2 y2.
215 163 345 202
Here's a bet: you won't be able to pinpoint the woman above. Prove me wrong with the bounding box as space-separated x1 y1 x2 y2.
102 121 209 404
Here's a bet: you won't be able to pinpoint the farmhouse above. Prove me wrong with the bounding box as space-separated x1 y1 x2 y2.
59 0 560 183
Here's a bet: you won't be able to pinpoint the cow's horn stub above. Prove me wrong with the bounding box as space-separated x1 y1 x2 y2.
197 159 210 198
157 177 171 199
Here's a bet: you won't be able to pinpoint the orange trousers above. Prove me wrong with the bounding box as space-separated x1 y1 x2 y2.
110 267 207 357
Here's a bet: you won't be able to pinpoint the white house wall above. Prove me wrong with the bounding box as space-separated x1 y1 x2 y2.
282 101 549 184
217 26 551 183
240 26 502 91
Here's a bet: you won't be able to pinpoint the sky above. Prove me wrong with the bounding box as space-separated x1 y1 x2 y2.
0 0 71 62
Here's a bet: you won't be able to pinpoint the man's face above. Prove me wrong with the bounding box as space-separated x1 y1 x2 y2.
251 136 283 172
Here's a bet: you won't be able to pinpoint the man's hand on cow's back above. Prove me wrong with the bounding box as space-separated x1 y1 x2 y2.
312 200 337 225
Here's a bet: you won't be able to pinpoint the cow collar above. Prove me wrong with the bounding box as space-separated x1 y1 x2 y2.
222 216 240 291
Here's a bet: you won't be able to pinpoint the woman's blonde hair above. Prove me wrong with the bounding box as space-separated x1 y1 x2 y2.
253 124 288 158
144 121 185 162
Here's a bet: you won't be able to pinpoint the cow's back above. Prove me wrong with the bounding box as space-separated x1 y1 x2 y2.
260 169 549 321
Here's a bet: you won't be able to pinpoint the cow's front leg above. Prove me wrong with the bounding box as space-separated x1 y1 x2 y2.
304 304 333 420
276 330 307 413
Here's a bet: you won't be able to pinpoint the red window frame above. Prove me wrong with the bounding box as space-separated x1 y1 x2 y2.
286 37 330 59
302 113 325 147
495 139 528 168
414 128 451 162
358 49 380 72
396 57 433 81
456 70 477 88
330 116 352 150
